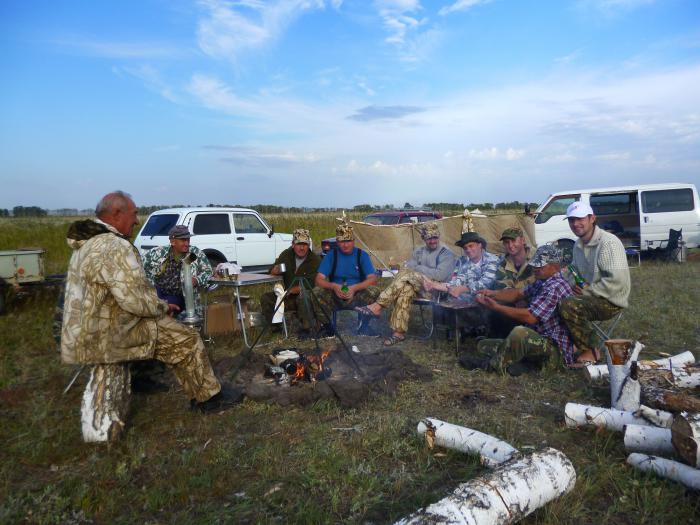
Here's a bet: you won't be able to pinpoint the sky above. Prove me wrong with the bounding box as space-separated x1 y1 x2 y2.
1 0 699 210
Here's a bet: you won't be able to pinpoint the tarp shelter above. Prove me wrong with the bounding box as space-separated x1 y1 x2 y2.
349 211 536 270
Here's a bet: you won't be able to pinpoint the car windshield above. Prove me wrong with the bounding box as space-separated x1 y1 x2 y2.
140 214 179 236
362 214 399 225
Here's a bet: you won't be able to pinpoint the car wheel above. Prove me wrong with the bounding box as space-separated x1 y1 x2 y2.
205 252 226 268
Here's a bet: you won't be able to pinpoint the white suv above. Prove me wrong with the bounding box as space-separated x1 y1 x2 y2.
134 207 293 272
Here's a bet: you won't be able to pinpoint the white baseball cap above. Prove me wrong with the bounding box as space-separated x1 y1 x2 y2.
566 201 594 218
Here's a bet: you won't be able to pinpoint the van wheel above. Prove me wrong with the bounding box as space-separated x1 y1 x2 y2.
556 239 575 265
205 252 226 269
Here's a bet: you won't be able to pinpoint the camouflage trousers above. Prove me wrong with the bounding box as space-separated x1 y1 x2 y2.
152 315 221 402
376 269 425 333
260 291 314 330
558 295 622 352
311 286 381 323
475 326 558 374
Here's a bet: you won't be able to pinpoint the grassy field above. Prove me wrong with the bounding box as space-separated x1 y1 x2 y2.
1 216 699 524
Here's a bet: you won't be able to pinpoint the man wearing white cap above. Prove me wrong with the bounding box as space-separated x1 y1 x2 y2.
559 201 631 366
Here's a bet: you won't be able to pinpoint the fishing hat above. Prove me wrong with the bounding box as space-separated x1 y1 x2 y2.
418 222 440 240
528 244 562 267
455 231 486 248
168 225 192 239
566 201 594 218
292 228 311 244
336 223 354 241
500 227 524 241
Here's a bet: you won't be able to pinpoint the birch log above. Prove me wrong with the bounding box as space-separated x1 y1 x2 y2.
609 360 640 411
417 418 520 468
639 372 700 414
671 412 700 468
627 454 700 491
394 448 576 525
585 351 696 382
564 403 673 432
81 364 131 443
623 425 674 456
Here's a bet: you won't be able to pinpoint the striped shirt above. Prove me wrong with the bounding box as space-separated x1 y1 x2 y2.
448 251 500 302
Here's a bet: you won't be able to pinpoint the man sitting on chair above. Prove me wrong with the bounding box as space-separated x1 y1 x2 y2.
356 222 456 346
558 202 631 367
260 228 321 335
313 223 380 335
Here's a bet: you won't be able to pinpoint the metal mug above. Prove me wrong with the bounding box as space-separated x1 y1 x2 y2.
278 263 287 273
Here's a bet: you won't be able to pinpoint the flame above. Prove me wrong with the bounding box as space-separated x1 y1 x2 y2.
290 350 331 384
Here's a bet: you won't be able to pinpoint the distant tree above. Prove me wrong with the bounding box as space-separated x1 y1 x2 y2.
352 204 374 212
0 209 9 217
12 205 47 217
403 202 413 209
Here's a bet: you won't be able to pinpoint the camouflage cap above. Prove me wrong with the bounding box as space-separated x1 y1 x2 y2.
168 225 192 239
500 227 524 241
336 223 354 241
419 222 440 240
528 244 562 267
292 228 311 244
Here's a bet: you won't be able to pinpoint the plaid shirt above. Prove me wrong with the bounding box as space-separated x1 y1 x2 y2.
448 251 500 302
523 271 575 365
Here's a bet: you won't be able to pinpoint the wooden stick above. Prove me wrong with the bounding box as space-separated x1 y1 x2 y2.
627 453 700 491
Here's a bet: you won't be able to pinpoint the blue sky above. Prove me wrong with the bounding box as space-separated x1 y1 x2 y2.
1 0 699 209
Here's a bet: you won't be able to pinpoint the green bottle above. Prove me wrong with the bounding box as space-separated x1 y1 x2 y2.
341 279 349 294
567 264 587 287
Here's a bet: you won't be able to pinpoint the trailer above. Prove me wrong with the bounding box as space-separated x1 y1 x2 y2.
0 248 62 314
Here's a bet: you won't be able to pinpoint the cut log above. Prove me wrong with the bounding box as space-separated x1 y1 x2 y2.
81 364 131 443
623 425 674 456
639 365 700 389
639 380 700 414
627 453 700 491
671 412 700 468
394 448 576 525
609 360 641 411
417 418 520 468
584 351 696 382
564 403 672 432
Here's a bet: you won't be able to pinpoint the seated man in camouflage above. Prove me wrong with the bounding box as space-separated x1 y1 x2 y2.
143 225 213 312
466 245 575 376
260 228 321 335
356 222 456 346
313 223 380 336
489 227 535 337
61 191 238 413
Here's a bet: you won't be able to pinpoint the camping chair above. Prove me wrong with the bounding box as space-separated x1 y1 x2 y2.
589 311 624 357
660 229 683 262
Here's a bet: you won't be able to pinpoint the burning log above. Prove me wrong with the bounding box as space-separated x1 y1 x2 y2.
671 412 700 468
81 364 130 443
394 448 576 525
417 418 520 467
627 453 700 491
584 351 696 382
564 403 673 432
623 424 674 456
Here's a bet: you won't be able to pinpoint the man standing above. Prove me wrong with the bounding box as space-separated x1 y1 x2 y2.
469 245 575 375
143 225 213 312
357 222 456 346
559 201 631 366
61 191 237 413
260 228 321 333
490 227 535 337
314 223 379 335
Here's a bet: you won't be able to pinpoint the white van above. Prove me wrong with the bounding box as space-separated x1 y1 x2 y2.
534 183 700 252
134 207 293 272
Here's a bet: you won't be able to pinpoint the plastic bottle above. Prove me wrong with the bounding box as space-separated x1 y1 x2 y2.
567 264 587 287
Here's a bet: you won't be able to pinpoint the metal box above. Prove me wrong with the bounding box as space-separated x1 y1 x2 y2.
0 249 45 285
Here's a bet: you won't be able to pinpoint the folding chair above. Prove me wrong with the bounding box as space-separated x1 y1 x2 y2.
589 311 624 356
650 229 683 262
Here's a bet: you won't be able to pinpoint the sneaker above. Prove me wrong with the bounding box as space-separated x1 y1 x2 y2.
191 385 243 413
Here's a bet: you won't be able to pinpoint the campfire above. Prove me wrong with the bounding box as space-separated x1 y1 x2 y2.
266 348 332 385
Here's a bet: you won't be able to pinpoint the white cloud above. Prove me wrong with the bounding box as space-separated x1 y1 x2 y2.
114 65 179 103
374 0 424 45
53 37 185 59
187 73 258 114
438 0 492 17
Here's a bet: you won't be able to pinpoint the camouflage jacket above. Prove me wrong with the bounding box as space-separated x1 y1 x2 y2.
142 245 213 292
492 249 535 290
61 219 169 365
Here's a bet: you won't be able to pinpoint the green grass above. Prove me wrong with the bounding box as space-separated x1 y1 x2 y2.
1 218 699 524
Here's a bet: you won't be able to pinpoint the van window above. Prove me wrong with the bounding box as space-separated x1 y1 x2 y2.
535 195 579 224
233 213 267 234
642 189 694 213
590 193 633 215
192 214 231 234
140 214 178 237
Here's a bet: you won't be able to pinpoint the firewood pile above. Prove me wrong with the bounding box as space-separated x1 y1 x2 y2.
566 339 700 490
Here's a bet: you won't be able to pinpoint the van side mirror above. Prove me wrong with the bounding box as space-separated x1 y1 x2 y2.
268 225 274 238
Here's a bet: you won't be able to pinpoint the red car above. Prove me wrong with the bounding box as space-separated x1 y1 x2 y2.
320 210 443 255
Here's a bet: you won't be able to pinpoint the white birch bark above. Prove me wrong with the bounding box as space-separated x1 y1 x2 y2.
81 364 131 443
564 403 673 432
671 412 700 468
627 453 700 491
417 418 520 468
394 448 576 525
585 351 695 382
623 425 674 456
